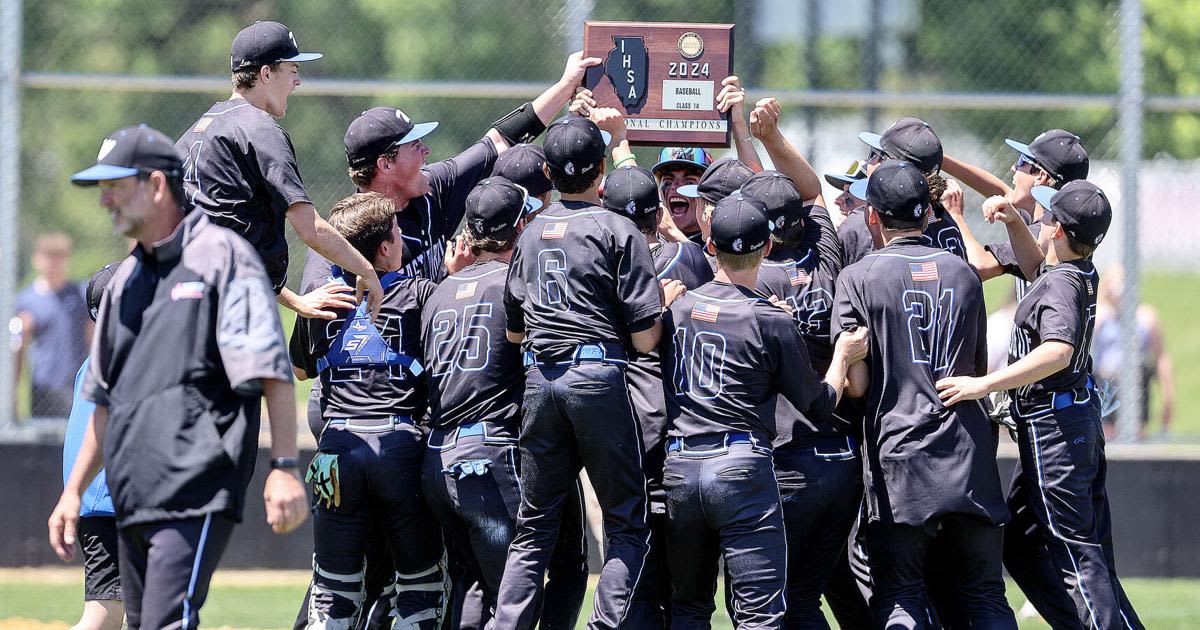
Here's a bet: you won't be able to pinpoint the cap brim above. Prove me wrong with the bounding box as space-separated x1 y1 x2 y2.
848 178 869 201
676 184 701 198
1005 138 1035 159
652 159 707 177
395 121 439 146
523 195 543 216
281 52 324 63
824 173 860 188
70 164 140 186
1031 185 1057 211
858 132 882 150
599 130 613 146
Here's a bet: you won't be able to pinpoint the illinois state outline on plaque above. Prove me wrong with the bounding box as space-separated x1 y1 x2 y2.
604 35 649 113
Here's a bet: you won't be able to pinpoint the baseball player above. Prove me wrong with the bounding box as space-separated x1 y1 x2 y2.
660 194 867 627
596 164 709 627
737 170 868 629
837 117 967 265
49 124 307 630
834 160 1016 629
288 191 452 630
935 181 1143 630
495 115 676 630
420 178 588 630
60 263 123 630
175 21 382 321
941 130 1090 289
826 160 868 223
345 52 600 282
676 156 758 249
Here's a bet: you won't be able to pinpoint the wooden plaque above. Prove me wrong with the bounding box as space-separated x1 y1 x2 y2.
583 21 734 148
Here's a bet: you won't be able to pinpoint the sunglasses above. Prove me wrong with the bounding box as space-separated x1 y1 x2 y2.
866 148 890 166
1013 154 1041 175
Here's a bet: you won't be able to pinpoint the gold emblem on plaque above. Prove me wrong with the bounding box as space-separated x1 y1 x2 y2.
677 32 704 59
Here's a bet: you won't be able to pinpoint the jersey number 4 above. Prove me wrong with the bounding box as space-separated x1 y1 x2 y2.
903 289 956 372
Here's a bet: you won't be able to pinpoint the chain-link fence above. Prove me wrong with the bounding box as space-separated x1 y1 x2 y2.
2 0 1196 441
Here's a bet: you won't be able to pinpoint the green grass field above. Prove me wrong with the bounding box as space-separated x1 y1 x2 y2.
2 569 1199 629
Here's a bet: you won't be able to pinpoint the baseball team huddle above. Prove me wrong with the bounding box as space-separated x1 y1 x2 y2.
43 20 1140 630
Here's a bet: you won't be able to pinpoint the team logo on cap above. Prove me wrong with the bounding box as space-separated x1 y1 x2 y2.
97 138 117 161
288 31 298 49
731 238 743 253
396 110 410 124
563 161 575 176
625 200 637 215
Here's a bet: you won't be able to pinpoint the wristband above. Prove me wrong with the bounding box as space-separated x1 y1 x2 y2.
735 135 752 143
613 155 636 168
270 456 299 470
492 102 547 145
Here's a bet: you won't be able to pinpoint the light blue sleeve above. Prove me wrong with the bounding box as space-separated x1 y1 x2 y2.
61 358 114 517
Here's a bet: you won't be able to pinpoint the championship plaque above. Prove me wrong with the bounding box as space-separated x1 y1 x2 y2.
583 21 735 148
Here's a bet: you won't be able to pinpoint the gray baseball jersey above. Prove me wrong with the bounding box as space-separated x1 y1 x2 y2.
661 281 837 443
834 237 1007 526
505 200 662 358
1008 259 1099 403
421 259 523 433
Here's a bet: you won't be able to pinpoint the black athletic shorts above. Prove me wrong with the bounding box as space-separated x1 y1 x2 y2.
78 516 122 601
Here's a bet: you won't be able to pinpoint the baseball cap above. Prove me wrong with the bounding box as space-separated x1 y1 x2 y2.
824 160 867 189
677 158 755 204
850 159 930 222
543 115 612 178
463 177 542 237
1032 181 1112 247
710 194 772 255
86 262 120 322
1005 129 1090 183
493 144 551 198
230 21 323 72
651 147 714 178
740 170 808 231
859 117 943 174
71 124 183 186
602 166 660 219
345 107 439 167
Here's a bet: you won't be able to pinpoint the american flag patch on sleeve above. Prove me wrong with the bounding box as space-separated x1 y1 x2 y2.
909 261 939 281
690 302 720 322
787 267 810 286
455 281 478 300
541 222 568 239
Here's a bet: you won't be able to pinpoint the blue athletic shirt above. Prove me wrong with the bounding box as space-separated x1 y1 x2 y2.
61 357 114 517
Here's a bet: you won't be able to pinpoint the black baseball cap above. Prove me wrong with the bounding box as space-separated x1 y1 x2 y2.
651 147 714 178
463 177 542 237
543 115 611 178
493 143 551 197
345 107 439 167
740 170 808 231
1032 181 1112 247
230 21 322 72
71 124 183 186
86 262 121 322
710 194 772 255
602 166 660 219
860 117 943 174
824 159 867 189
677 158 755 204
850 159 930 222
1006 129 1090 184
